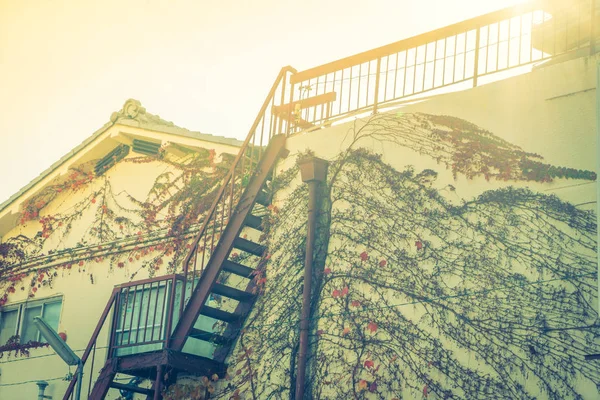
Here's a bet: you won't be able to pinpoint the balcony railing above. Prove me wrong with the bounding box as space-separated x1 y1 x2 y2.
278 0 598 134
62 275 185 399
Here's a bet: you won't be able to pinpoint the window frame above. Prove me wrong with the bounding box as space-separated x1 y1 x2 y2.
0 295 63 344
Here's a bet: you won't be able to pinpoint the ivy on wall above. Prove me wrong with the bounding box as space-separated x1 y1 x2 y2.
0 147 234 310
215 114 599 399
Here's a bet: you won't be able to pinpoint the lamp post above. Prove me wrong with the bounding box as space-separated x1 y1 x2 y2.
295 156 328 399
33 317 82 400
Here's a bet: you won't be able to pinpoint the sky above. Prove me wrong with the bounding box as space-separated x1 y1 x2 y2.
0 0 527 204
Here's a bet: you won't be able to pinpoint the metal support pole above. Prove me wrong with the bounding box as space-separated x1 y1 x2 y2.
74 360 83 400
295 157 328 400
473 26 481 87
153 365 164 400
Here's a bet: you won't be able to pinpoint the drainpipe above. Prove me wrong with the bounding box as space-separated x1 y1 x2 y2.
36 380 52 400
295 157 328 400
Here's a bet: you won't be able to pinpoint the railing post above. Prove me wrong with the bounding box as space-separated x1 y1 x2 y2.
473 26 481 87
164 276 177 348
373 58 382 113
107 291 120 359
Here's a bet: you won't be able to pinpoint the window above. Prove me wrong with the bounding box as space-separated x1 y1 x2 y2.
0 297 62 345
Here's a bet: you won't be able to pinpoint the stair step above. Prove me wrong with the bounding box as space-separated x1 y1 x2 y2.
233 237 266 256
110 381 154 396
256 190 270 206
222 259 254 278
189 328 233 346
245 214 263 231
212 283 255 302
200 305 242 323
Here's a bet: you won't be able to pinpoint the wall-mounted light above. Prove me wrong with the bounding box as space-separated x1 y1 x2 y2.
33 317 82 400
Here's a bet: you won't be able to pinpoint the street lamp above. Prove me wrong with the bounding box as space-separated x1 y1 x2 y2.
33 316 82 400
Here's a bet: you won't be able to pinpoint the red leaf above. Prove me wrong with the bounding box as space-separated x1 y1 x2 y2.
323 267 332 275
379 259 387 267
423 384 428 397
332 289 341 298
364 359 374 369
367 321 378 333
341 286 349 296
351 300 361 307
415 240 423 250
360 251 369 261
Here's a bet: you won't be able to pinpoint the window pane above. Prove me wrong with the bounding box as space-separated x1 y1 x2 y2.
42 301 61 331
21 306 42 343
0 310 18 345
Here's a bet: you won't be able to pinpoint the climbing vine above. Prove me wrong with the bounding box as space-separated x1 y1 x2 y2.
0 146 234 315
215 114 598 399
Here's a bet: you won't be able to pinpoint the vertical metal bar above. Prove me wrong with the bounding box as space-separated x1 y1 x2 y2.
373 58 381 113
159 280 168 343
87 342 96 399
107 292 120 358
463 32 467 80
384 55 390 101
151 281 160 341
143 282 153 343
365 61 371 106
126 285 138 345
165 277 178 348
347 67 353 111
452 35 458 83
287 80 295 136
432 40 438 89
518 15 523 65
320 74 327 122
153 365 164 400
119 288 130 347
393 52 399 98
357 63 362 109
474 26 481 86
402 50 409 95
485 25 491 74
412 47 418 94
530 10 534 61
134 283 145 344
421 45 426 92
508 17 512 67
495 23 500 72
337 70 344 115
279 72 288 137
441 37 447 86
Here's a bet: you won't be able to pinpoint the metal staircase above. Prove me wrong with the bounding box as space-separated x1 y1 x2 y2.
84 135 287 400
62 66 297 400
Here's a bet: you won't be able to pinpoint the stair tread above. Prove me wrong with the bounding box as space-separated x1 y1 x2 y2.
256 190 270 206
212 283 255 302
200 305 242 323
233 237 266 256
222 259 254 278
110 381 154 396
189 328 233 346
244 214 264 231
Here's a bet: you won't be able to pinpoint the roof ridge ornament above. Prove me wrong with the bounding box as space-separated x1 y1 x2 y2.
110 99 146 122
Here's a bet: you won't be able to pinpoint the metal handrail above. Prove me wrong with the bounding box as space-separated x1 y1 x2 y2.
179 66 296 301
